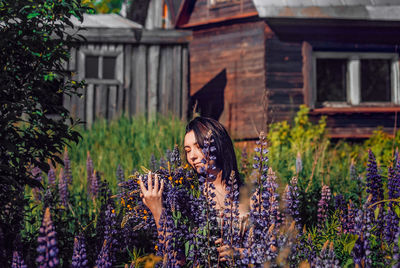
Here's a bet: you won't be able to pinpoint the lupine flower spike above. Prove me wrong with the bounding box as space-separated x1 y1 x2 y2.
95 239 112 268
47 159 56 187
90 171 99 199
315 240 340 268
12 251 27 268
317 184 331 227
284 177 301 230
72 235 89 268
58 168 69 207
366 149 383 205
36 207 59 268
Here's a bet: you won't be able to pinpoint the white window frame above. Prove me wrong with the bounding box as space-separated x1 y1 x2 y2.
78 48 123 85
312 52 400 107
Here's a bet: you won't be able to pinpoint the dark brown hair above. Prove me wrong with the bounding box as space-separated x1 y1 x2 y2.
185 117 242 187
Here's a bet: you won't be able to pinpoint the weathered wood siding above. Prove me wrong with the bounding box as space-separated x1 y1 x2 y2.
189 0 257 25
181 0 265 140
64 36 190 127
265 36 304 124
189 20 266 140
264 35 400 137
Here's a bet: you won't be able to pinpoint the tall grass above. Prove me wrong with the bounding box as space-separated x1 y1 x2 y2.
68 115 186 191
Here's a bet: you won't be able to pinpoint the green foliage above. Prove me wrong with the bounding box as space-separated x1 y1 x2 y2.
0 0 90 187
86 0 126 14
67 115 186 191
0 0 90 264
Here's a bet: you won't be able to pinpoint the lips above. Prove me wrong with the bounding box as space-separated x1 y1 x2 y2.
194 163 202 168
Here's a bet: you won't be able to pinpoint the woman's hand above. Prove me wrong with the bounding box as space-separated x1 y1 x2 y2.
215 238 233 262
215 238 245 262
139 171 164 228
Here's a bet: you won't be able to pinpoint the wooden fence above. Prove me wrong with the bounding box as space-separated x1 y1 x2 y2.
63 29 191 127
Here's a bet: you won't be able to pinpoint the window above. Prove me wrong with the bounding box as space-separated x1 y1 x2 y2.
79 48 122 83
312 52 400 108
84 54 117 80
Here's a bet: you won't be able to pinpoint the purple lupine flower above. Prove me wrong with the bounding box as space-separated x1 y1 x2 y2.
221 171 241 266
47 161 56 187
352 195 374 268
284 177 302 230
343 200 356 234
385 164 400 244
89 171 99 199
36 207 59 268
317 185 331 227
104 201 117 244
71 235 88 268
171 144 181 167
95 239 112 268
58 168 69 207
63 147 72 186
366 149 383 205
334 194 345 213
384 207 399 245
315 241 340 268
393 229 400 266
244 131 279 265
12 251 27 268
165 149 172 164
300 233 317 266
86 151 94 194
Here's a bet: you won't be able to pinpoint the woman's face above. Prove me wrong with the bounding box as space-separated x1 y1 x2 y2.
184 130 205 174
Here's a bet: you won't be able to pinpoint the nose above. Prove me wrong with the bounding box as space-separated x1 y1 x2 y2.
189 149 198 162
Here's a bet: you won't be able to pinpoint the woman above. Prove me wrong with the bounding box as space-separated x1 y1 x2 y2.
139 116 247 261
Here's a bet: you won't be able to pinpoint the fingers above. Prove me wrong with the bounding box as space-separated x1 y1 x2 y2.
139 176 147 194
147 171 153 192
153 173 159 194
158 178 164 195
215 238 222 245
217 245 229 253
217 245 233 262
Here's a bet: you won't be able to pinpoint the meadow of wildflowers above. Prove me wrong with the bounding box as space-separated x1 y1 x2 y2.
2 114 400 267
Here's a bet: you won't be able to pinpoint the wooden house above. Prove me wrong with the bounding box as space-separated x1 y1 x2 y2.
64 13 191 127
176 0 400 139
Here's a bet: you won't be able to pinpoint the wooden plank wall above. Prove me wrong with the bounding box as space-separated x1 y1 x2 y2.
188 0 256 25
189 20 266 140
64 42 189 127
265 36 304 125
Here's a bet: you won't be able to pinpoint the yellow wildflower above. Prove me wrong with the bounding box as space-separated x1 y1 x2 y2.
143 209 148 214
168 176 173 181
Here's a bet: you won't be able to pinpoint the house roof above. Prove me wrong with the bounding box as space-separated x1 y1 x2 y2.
71 13 143 29
252 0 400 21
68 14 143 43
